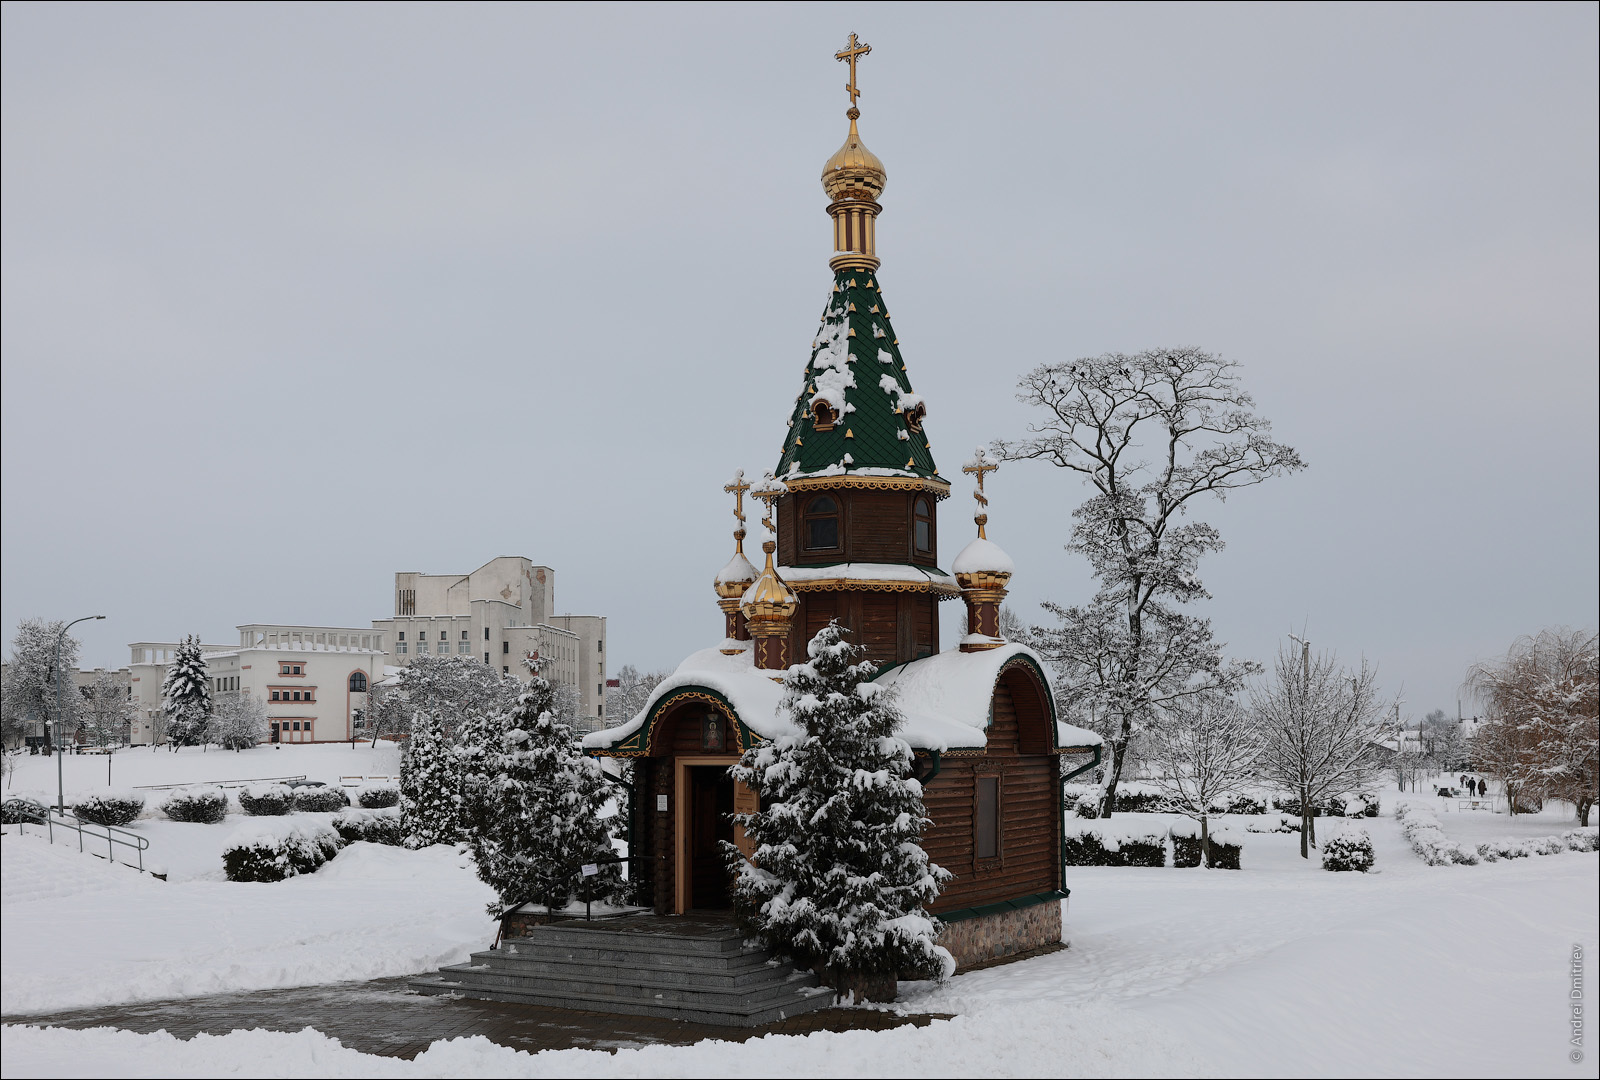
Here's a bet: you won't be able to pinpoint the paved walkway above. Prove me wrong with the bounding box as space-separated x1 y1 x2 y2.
2 977 941 1060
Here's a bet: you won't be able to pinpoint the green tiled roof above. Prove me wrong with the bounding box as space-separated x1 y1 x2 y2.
774 270 938 481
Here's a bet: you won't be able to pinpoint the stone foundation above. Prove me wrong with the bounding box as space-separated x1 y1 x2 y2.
937 899 1063 971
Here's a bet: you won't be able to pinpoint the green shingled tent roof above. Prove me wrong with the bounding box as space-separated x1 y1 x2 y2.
774 270 938 481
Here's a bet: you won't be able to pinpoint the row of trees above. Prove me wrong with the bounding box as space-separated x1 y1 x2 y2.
396 653 623 914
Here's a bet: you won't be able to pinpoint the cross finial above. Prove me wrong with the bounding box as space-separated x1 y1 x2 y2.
963 447 999 539
835 32 872 108
724 470 751 554
750 470 789 539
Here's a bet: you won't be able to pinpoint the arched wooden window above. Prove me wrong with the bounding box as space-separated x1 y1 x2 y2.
914 497 933 553
904 402 927 432
804 495 840 551
811 401 837 432
349 671 368 693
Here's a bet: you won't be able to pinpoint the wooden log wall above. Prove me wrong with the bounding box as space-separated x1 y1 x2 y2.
922 679 1061 914
776 489 938 568
790 591 939 667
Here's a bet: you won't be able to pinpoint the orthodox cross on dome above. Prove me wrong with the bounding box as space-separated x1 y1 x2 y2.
835 32 871 108
724 469 751 555
962 448 999 539
750 470 789 540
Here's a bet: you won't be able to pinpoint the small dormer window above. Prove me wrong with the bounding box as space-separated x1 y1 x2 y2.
804 495 840 551
914 497 934 553
811 401 837 432
904 402 927 432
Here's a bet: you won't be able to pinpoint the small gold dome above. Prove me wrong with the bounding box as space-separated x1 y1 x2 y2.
742 541 798 615
822 109 886 202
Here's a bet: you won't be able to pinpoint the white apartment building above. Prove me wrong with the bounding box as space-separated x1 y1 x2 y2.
129 625 388 745
370 556 610 726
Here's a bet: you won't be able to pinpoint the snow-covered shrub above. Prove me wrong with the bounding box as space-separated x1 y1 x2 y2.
222 819 343 882
1111 783 1172 814
1244 811 1300 833
237 784 294 816
1476 828 1600 862
1213 792 1267 816
161 787 228 824
1395 802 1479 865
1321 829 1375 872
1328 792 1379 818
332 807 405 846
2 795 47 824
1169 820 1243 869
1564 828 1599 853
70 790 145 826
1062 822 1167 867
291 786 350 813
1062 783 1102 818
356 782 399 809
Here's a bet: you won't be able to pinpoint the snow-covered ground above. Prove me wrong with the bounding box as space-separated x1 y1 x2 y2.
3 776 1595 1078
6 742 402 800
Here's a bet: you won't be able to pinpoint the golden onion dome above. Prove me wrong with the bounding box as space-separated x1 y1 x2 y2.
741 541 798 614
715 550 759 600
821 108 886 202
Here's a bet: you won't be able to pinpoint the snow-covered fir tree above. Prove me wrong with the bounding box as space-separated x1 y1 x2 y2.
400 709 464 847
468 657 622 916
160 635 212 748
730 622 952 1002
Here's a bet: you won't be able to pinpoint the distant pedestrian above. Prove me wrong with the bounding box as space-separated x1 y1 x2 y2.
1460 774 1469 788
1470 778 1481 797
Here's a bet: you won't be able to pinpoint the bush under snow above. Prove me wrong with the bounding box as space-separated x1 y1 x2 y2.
237 784 294 816
2 795 48 824
1168 819 1243 869
1395 802 1479 865
332 807 406 846
1321 828 1376 872
69 790 146 827
1475 827 1599 862
356 782 400 810
1061 822 1167 867
291 786 350 813
160 787 229 824
222 818 343 882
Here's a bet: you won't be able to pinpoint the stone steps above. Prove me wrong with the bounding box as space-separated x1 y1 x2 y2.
409 916 837 1027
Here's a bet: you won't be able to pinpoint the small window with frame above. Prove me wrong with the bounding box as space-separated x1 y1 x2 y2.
975 774 1000 861
804 495 841 552
914 497 933 553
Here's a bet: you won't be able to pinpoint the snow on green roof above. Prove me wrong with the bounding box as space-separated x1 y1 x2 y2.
775 270 938 481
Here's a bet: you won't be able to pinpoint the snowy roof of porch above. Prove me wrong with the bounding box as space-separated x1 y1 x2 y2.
582 640 1102 756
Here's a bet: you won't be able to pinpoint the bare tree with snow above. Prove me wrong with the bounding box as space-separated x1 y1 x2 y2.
209 692 268 751
80 670 134 749
1145 690 1260 865
1251 642 1389 857
1466 627 1598 824
2 618 84 750
997 348 1303 816
607 664 669 727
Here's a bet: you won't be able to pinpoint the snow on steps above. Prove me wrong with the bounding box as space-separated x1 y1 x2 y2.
409 917 834 1027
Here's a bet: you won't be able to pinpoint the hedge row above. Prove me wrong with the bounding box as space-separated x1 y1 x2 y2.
222 821 343 882
1062 823 1243 869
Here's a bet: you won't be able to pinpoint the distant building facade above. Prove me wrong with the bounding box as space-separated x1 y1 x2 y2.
128 625 387 745
370 557 610 725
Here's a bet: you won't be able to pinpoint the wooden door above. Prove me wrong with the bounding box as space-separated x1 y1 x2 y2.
688 766 735 909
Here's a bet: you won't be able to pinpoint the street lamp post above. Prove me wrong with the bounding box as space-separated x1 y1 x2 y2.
51 615 106 812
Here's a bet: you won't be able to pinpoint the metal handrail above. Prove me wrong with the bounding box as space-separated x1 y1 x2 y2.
10 808 153 874
133 774 306 791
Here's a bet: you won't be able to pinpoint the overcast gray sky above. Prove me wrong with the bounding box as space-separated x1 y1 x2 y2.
3 2 1595 719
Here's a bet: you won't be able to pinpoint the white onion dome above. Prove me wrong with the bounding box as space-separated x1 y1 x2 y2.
952 536 1015 578
715 551 759 600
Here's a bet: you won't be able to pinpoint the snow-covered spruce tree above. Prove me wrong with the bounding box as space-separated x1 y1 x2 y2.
161 635 212 749
730 622 952 1003
398 653 520 836
467 658 622 916
400 710 464 847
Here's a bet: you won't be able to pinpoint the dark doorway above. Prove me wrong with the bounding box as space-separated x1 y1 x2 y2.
688 766 735 910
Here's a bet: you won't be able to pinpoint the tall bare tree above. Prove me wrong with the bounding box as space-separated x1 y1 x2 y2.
997 348 1304 816
1251 643 1389 857
1466 628 1598 824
